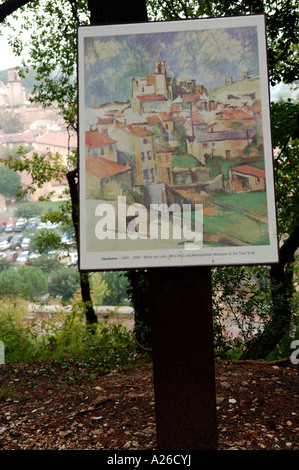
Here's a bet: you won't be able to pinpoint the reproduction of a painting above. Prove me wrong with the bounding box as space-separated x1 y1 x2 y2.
78 14 279 271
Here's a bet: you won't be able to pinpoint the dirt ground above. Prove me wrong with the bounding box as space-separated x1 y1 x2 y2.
0 358 298 451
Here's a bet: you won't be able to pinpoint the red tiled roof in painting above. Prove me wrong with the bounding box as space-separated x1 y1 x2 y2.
181 93 201 103
97 117 114 124
146 116 161 125
173 116 185 122
136 94 166 102
170 105 182 112
127 127 153 137
85 131 117 148
192 111 207 125
222 109 253 120
230 165 265 179
159 112 173 121
86 154 130 180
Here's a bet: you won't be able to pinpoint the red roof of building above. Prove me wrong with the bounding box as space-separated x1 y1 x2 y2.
192 111 207 125
222 109 253 120
173 116 185 122
230 165 265 178
136 94 166 102
86 154 130 180
147 116 162 125
97 117 114 124
159 112 172 121
127 127 153 137
85 131 117 148
21 131 37 143
181 93 201 103
0 133 25 144
35 132 77 148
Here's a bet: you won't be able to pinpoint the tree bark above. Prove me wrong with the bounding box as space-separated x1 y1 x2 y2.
0 0 32 22
127 270 152 352
67 168 97 325
241 222 299 360
87 0 148 25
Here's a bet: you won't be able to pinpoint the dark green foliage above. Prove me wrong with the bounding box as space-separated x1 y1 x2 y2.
0 300 137 368
14 202 43 219
48 265 80 302
0 165 21 198
0 265 48 300
101 271 130 306
29 228 63 255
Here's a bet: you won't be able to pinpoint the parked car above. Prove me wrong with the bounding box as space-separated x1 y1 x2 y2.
25 217 39 230
14 218 27 232
3 235 13 243
5 251 19 261
9 235 23 250
21 237 31 250
69 251 78 265
36 221 48 230
28 252 41 260
15 250 30 265
0 239 10 251
4 220 15 232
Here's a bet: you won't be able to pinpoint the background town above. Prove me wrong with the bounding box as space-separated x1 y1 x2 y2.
0 67 77 269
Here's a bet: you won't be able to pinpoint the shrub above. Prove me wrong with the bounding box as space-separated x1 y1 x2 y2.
0 266 48 300
0 299 136 370
0 299 36 362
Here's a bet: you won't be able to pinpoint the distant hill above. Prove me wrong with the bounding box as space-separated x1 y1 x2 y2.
209 76 261 101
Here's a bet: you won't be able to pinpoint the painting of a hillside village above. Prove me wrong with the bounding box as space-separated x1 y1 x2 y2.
78 16 278 270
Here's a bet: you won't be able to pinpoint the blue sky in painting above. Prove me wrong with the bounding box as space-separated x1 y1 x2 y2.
84 26 259 107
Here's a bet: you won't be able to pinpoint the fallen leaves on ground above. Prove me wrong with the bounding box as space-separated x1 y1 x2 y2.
0 359 298 450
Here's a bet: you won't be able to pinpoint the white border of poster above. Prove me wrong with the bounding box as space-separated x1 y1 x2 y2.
78 14 279 271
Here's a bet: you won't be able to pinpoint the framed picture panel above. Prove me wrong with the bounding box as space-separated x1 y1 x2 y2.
78 14 279 270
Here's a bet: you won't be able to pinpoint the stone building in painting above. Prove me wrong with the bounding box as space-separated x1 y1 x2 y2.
229 164 265 192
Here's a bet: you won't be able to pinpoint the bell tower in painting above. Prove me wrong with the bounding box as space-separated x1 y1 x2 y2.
154 60 167 97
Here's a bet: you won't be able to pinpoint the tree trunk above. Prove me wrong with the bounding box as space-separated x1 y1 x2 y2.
0 0 31 22
87 0 148 25
241 222 299 360
126 270 152 352
67 168 97 325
